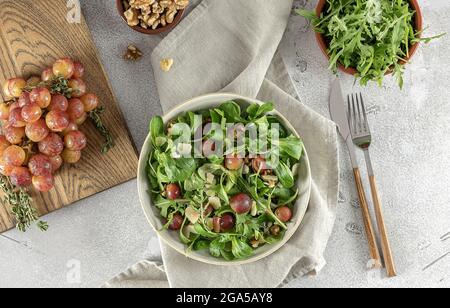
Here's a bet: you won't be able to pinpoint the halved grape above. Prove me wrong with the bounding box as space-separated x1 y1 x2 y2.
61 148 81 164
30 87 51 109
80 93 99 112
220 214 235 232
64 130 87 151
67 98 85 121
10 166 32 187
21 103 42 123
25 119 49 142
68 78 86 98
53 58 75 79
9 107 26 127
3 145 26 166
4 126 25 144
32 174 54 192
28 154 53 176
252 155 268 173
225 154 243 170
168 214 183 231
230 193 252 214
166 184 181 200
38 133 64 157
73 61 85 79
48 94 68 112
275 206 292 223
46 110 70 132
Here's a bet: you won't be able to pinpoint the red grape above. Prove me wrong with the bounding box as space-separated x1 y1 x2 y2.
21 103 42 123
64 130 87 151
48 155 63 173
166 184 181 200
74 112 88 125
252 155 268 173
4 126 25 144
220 214 235 232
0 103 10 120
168 213 183 230
46 110 70 132
32 174 54 192
28 154 52 176
41 68 55 82
73 61 85 79
230 193 252 214
67 98 85 121
25 119 49 142
0 136 10 155
53 58 74 79
48 94 68 112
3 78 26 98
275 206 293 223
3 145 26 166
80 93 99 112
9 108 26 127
38 133 64 156
225 154 243 170
18 92 31 107
68 78 86 98
0 157 14 176
10 166 32 187
61 148 81 164
30 87 51 109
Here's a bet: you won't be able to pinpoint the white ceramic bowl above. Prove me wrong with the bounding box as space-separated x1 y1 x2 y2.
137 93 312 265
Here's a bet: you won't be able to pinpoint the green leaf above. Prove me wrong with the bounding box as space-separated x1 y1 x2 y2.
275 135 303 160
154 195 175 218
184 172 205 191
218 101 242 122
209 238 225 257
231 236 253 259
150 116 165 147
274 161 295 189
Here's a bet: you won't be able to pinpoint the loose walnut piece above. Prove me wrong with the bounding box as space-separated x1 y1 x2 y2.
124 45 143 61
160 58 174 72
123 0 189 30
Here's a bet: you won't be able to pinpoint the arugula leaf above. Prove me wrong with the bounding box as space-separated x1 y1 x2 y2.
297 0 444 87
231 236 253 259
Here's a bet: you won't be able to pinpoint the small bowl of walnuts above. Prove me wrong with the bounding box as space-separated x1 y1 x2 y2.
117 0 189 35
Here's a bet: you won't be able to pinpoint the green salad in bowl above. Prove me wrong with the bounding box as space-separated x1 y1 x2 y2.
138 94 311 264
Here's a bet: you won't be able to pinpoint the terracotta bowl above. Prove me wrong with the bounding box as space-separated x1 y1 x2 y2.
116 0 185 35
315 0 423 75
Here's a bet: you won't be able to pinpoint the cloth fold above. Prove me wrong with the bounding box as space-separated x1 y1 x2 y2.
104 0 339 288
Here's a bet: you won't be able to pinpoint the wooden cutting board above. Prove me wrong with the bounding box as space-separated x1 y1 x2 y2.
0 0 138 232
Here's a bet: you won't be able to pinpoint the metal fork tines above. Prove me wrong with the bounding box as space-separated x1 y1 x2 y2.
347 92 397 278
348 93 371 149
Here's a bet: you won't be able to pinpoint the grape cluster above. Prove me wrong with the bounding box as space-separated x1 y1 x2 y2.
1 58 99 192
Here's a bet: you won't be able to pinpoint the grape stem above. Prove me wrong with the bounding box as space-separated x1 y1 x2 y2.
88 106 114 154
0 175 48 232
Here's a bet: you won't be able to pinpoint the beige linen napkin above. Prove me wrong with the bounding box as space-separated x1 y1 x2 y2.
104 0 339 288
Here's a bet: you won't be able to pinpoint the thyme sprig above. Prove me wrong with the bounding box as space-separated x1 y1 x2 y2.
89 106 114 154
24 76 73 97
0 175 48 232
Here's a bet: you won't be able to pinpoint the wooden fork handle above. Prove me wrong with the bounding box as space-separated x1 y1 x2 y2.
369 175 397 277
353 168 382 268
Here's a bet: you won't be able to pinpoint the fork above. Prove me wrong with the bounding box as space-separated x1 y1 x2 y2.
348 93 397 278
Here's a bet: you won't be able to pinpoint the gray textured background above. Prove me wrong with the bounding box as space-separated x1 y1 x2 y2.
0 0 449 288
